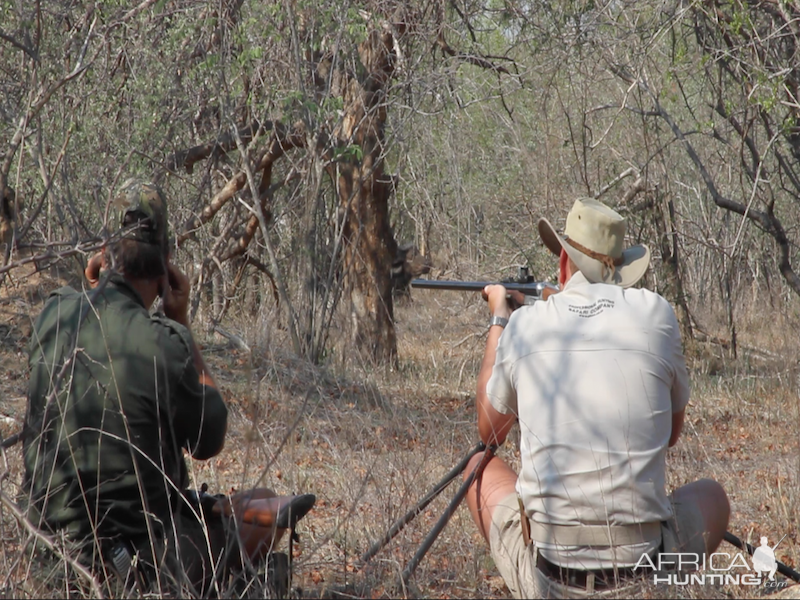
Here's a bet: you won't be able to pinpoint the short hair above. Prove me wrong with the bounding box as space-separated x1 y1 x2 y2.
106 213 167 280
108 178 170 280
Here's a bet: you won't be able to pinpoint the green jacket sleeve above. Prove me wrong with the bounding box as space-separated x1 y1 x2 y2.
160 318 228 460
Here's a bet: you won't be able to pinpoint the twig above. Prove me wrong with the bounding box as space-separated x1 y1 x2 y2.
0 490 104 598
0 237 107 275
450 331 483 349
0 28 38 61
18 124 75 240
435 32 510 74
0 431 22 449
240 256 280 306
251 391 313 490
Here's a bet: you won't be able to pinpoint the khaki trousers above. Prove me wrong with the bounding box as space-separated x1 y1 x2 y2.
488 492 707 599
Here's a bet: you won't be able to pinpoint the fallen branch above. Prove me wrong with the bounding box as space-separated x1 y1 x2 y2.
1 430 22 449
693 328 780 360
212 325 250 353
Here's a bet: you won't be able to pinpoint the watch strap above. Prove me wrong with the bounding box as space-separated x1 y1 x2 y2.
489 315 509 328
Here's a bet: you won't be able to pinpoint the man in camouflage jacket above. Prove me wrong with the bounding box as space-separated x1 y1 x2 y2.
23 179 228 594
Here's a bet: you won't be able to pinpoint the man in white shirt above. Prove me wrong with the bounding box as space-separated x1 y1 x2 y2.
464 198 730 598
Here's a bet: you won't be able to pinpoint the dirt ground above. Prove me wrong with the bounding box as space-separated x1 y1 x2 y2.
1 266 799 599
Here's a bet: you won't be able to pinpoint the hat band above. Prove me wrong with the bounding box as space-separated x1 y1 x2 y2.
565 236 624 278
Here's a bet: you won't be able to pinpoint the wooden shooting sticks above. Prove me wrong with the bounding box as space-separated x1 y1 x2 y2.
357 441 495 589
356 442 800 592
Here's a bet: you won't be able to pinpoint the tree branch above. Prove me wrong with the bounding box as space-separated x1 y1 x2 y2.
165 120 273 174
612 66 800 296
177 123 305 246
435 31 510 74
18 124 74 240
0 28 38 61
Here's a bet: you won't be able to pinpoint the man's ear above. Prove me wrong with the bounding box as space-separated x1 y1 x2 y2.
85 250 106 286
559 249 569 287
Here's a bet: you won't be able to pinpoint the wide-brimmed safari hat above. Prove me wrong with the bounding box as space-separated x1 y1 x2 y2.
537 197 650 288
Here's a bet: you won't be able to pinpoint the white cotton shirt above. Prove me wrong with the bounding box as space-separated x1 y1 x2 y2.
486 271 690 569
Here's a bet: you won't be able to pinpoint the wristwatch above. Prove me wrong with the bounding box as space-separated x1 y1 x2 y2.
489 315 509 328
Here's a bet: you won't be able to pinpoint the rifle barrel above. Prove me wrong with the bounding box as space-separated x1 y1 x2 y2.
410 279 557 297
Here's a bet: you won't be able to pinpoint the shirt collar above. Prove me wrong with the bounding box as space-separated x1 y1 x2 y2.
107 273 148 308
562 270 591 291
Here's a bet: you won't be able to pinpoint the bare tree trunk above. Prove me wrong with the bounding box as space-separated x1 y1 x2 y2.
336 161 398 364
328 27 402 364
723 264 738 360
651 191 694 343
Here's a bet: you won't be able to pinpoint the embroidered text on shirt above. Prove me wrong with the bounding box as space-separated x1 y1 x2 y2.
568 299 615 318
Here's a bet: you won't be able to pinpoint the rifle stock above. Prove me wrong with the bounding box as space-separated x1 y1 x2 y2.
204 489 316 564
410 279 558 301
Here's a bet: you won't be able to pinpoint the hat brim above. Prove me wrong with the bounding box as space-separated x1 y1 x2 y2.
537 217 650 288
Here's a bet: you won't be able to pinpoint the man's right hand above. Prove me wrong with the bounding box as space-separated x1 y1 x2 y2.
162 261 220 392
162 262 191 326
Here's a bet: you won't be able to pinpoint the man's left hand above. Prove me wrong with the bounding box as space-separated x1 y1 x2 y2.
482 284 515 319
162 262 191 326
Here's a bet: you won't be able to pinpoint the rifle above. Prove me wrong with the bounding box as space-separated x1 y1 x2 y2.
411 267 558 303
187 486 315 596
724 531 800 583
209 488 316 557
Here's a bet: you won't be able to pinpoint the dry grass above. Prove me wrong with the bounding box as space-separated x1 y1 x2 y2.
1 269 799 598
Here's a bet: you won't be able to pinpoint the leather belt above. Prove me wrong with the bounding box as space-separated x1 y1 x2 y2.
518 497 659 591
535 551 651 591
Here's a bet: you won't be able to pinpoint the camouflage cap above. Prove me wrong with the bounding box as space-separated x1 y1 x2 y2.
113 178 169 247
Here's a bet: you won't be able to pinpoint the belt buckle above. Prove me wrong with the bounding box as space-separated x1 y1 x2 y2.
566 568 588 590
